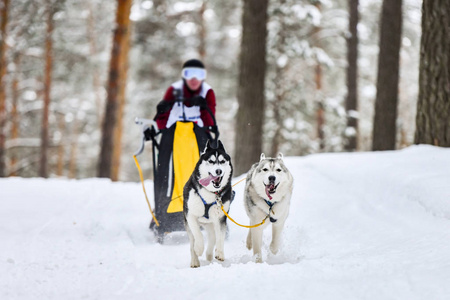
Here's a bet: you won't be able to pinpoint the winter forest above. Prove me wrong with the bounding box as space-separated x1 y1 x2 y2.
0 0 448 181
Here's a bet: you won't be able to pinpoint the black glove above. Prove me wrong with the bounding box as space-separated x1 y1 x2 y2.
187 96 207 108
144 126 157 141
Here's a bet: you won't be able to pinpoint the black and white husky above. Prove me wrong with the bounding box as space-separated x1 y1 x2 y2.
244 153 293 263
183 140 233 268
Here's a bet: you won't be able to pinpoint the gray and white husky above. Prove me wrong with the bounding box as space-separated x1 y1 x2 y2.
183 140 233 268
244 153 293 263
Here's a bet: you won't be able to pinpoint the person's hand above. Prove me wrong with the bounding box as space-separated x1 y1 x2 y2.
143 126 158 141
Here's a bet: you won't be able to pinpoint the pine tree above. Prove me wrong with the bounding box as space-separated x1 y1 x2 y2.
234 0 269 176
98 0 132 178
345 0 359 151
414 0 450 147
372 0 403 151
0 0 9 177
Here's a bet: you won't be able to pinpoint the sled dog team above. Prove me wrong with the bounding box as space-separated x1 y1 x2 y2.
183 140 293 268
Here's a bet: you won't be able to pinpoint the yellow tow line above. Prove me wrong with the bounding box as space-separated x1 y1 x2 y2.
218 177 268 228
220 206 267 228
133 155 160 227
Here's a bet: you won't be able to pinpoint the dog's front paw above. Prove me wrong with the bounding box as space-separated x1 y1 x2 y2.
255 254 263 263
215 250 225 261
190 257 200 268
270 242 279 255
194 241 204 257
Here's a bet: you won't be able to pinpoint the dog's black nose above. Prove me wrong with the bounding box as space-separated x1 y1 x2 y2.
216 169 222 176
269 175 276 182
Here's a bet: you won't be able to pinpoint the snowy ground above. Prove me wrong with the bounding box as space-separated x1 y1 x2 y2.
1 145 450 300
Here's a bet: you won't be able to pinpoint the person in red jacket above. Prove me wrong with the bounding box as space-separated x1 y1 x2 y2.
154 59 216 131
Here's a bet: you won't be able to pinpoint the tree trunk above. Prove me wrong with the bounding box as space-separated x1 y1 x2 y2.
86 0 103 128
56 114 65 177
414 0 450 147
270 68 284 157
312 2 325 151
68 117 79 179
234 0 269 176
0 0 9 177
198 1 206 61
97 0 132 178
10 54 20 176
345 0 359 151
269 0 287 158
111 21 131 181
39 3 55 178
372 0 403 151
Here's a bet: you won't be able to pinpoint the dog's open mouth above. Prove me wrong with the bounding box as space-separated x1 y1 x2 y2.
212 174 223 188
265 182 279 200
199 173 223 188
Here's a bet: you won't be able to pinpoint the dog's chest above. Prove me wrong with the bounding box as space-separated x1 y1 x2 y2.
187 190 225 222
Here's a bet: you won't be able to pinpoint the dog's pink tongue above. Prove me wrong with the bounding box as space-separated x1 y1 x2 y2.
265 185 273 200
199 174 219 187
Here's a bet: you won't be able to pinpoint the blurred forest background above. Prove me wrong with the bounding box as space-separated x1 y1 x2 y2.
0 0 448 181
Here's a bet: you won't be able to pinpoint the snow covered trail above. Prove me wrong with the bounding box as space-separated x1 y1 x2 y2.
1 145 450 300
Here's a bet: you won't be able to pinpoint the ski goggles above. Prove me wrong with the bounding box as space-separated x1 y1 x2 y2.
181 67 207 80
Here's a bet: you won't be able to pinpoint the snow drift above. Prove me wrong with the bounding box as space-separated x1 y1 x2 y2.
1 145 450 300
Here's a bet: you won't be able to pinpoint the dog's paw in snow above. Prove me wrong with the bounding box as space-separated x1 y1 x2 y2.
190 256 200 268
215 249 224 261
270 242 279 255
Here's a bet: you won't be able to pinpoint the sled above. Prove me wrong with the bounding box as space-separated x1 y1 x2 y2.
134 97 219 243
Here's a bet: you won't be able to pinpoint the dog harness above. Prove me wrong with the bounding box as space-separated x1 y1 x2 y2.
193 185 234 219
263 199 277 223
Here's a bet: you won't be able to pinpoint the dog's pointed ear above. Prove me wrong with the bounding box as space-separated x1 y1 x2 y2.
260 153 266 161
277 153 284 160
217 140 225 151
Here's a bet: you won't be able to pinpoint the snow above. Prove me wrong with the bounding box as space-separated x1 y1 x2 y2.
1 145 450 299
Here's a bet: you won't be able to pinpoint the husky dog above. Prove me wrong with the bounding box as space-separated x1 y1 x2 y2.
244 153 293 263
183 140 233 268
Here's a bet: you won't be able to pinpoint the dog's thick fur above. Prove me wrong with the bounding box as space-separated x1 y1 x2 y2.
183 140 233 268
244 153 293 263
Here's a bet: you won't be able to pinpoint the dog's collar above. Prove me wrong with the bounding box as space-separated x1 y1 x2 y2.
213 184 231 199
